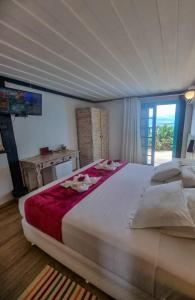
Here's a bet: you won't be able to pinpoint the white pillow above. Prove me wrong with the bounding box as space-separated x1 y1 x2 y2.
181 166 195 188
151 174 181 186
159 189 195 238
151 161 181 182
129 181 194 228
160 227 195 239
186 189 195 221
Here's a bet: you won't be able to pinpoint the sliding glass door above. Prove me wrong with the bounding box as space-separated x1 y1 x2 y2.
141 104 156 165
141 99 185 165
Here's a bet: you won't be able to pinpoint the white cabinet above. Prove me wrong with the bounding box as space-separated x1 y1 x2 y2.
54 160 73 179
42 160 73 185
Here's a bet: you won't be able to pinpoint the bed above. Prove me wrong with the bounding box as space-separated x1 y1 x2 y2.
19 160 195 300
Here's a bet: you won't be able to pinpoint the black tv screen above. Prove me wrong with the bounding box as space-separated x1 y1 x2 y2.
0 87 42 115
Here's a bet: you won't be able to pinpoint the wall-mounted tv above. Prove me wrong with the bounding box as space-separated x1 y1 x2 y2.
0 87 42 116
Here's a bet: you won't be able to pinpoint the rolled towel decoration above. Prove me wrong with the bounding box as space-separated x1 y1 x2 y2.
61 173 101 192
95 160 121 170
90 176 100 184
83 174 91 184
63 180 73 188
71 182 89 192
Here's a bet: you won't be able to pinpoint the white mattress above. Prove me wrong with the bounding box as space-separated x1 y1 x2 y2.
19 162 195 298
61 163 159 294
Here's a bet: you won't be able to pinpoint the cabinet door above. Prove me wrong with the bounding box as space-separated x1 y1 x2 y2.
100 110 109 159
76 108 93 167
91 108 102 160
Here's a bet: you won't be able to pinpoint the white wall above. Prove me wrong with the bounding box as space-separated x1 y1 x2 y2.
0 82 95 204
98 100 123 160
0 83 124 205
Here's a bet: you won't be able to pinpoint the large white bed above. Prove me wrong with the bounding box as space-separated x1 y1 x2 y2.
19 161 195 299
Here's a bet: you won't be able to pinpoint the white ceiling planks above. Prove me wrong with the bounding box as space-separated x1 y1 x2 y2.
0 66 100 99
0 3 122 98
152 0 179 90
0 39 113 98
63 0 149 94
0 0 195 101
1 0 127 97
0 58 102 99
178 0 195 89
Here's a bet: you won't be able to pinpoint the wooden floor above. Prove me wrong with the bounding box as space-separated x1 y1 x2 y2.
0 201 113 300
1 201 191 300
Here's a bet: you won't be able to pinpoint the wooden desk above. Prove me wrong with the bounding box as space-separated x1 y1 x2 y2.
20 149 79 192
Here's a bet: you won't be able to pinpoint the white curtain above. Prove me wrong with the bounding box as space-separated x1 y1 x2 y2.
121 97 142 163
181 104 193 158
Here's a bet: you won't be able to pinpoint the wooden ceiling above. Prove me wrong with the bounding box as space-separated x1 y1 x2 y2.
0 0 195 101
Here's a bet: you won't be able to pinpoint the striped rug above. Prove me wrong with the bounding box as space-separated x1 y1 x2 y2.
18 265 99 300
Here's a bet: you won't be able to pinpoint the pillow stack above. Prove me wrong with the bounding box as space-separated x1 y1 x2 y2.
129 181 194 229
151 160 195 188
151 161 181 183
181 166 195 188
129 160 195 238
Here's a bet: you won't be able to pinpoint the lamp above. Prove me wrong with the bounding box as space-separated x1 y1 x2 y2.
184 87 195 103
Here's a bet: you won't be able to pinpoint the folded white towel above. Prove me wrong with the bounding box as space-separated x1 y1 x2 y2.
63 180 73 188
90 177 100 184
71 182 89 192
61 174 101 192
95 160 121 171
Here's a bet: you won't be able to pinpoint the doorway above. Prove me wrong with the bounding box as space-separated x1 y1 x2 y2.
141 100 185 166
155 104 176 165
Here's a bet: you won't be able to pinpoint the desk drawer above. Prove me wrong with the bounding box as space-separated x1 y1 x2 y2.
63 155 72 162
42 158 63 169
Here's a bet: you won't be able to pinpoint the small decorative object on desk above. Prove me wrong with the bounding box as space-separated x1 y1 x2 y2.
95 160 121 171
40 146 52 155
61 173 101 192
53 144 67 152
60 144 66 150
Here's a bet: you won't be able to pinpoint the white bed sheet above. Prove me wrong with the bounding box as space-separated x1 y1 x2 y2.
61 163 160 295
19 162 195 298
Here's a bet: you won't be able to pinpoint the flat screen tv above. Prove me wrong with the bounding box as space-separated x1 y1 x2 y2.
0 87 42 116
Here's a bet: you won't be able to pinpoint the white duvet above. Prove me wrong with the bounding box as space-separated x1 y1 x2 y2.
19 161 195 298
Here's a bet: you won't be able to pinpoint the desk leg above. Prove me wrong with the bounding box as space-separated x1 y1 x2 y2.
22 168 30 191
76 153 80 170
36 167 43 187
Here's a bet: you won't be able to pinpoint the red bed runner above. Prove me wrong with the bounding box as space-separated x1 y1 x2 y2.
25 160 127 242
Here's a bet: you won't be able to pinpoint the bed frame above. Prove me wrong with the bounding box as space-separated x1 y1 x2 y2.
22 219 154 300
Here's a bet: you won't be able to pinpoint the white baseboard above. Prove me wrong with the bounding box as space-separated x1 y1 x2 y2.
0 192 13 206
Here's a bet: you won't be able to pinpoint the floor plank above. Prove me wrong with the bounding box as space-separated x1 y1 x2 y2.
0 201 113 300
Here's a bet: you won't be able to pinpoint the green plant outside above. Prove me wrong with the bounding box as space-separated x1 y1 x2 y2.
155 124 174 151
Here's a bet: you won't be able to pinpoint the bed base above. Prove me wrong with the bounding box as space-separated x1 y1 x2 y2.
22 219 154 300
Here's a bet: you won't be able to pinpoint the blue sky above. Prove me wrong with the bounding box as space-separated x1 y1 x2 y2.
157 104 176 117
156 104 176 124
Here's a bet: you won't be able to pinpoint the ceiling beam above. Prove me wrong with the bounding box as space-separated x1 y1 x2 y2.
0 75 187 103
0 76 94 103
96 89 186 102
